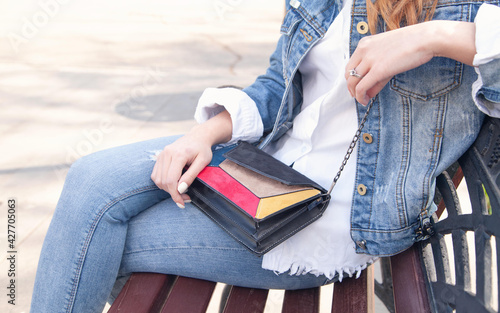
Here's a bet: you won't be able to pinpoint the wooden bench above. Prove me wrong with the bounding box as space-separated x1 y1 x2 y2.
109 117 500 313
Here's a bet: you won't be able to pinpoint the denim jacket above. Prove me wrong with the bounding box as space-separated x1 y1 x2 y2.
242 0 500 256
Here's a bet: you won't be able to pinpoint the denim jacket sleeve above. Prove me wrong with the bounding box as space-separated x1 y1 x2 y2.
472 3 500 116
242 33 288 135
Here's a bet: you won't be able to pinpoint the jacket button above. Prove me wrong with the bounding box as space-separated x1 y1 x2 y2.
357 21 369 35
290 0 301 8
356 240 367 250
357 184 367 195
362 133 373 144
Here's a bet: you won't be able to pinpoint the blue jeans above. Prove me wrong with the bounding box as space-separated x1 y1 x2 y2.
30 136 333 313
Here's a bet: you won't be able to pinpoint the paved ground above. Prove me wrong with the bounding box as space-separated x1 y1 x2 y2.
0 1 398 312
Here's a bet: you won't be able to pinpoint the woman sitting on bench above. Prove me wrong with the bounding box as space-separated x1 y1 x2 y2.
31 0 500 312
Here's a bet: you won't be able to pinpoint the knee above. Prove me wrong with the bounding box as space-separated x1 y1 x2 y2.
65 151 114 191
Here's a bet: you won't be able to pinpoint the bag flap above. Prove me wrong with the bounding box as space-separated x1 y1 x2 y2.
195 164 323 221
223 142 326 192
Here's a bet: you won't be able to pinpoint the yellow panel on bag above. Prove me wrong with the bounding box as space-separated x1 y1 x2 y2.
255 189 321 219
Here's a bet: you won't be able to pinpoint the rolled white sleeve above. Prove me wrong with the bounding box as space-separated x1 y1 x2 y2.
471 3 500 116
195 87 264 145
473 4 500 67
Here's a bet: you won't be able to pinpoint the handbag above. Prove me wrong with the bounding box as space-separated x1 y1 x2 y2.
187 141 330 255
187 101 374 256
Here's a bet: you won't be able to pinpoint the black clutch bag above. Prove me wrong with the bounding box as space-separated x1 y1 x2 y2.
187 142 330 255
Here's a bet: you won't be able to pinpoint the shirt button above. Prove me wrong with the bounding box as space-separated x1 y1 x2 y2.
357 21 369 35
362 133 373 144
356 240 367 250
357 184 367 195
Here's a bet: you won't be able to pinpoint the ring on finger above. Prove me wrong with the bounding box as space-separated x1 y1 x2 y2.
348 68 363 79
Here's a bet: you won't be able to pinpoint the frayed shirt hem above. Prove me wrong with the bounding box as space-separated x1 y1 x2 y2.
263 257 378 282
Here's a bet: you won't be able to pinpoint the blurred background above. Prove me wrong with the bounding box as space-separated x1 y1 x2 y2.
0 0 282 311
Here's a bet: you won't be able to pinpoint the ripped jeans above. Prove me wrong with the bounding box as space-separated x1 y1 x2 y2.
30 136 332 313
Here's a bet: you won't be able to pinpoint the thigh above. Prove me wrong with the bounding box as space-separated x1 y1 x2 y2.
62 135 182 221
118 199 334 290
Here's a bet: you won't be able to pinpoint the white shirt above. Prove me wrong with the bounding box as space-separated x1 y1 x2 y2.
472 3 500 117
195 2 500 279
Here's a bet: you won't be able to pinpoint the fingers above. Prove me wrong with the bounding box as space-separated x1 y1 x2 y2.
346 64 371 105
178 152 211 191
357 76 389 104
172 150 212 208
345 36 387 105
150 147 183 207
347 65 392 106
346 56 384 106
151 141 212 209
165 150 189 207
345 48 366 103
346 67 363 96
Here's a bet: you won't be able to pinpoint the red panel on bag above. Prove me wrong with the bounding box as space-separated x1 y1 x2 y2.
197 166 260 217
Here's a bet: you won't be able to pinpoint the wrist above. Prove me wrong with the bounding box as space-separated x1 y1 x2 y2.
427 20 476 66
189 109 233 146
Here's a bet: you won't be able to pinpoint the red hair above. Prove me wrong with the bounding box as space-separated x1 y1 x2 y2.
366 0 439 34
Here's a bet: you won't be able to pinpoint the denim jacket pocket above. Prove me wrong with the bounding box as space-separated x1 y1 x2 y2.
389 0 475 101
390 58 464 101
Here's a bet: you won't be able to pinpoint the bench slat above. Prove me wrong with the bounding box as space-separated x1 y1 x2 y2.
391 246 431 313
282 287 320 313
108 273 174 313
332 266 373 313
222 286 268 313
159 276 216 313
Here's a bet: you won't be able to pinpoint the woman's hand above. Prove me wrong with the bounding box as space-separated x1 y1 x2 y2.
345 20 476 105
151 110 232 208
151 133 213 208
